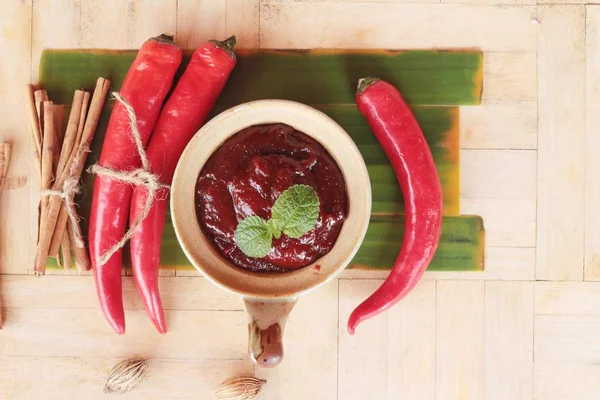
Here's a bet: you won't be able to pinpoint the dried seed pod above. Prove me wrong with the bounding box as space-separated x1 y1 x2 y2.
213 376 267 400
104 357 149 394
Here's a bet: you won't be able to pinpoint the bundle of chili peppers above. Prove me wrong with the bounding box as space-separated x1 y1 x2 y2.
89 34 237 334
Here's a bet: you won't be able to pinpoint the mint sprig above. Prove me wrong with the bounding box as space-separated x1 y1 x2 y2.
234 184 320 258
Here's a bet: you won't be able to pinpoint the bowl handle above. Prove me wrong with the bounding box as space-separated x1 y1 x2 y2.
243 297 297 368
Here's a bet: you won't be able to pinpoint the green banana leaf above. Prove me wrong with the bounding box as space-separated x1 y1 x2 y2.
39 48 483 272
351 215 484 271
40 49 483 107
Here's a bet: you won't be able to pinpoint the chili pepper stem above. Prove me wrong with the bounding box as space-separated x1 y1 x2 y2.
221 35 237 49
356 77 380 95
211 35 237 59
152 33 176 45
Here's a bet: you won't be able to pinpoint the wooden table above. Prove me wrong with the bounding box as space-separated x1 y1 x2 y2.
0 1 597 399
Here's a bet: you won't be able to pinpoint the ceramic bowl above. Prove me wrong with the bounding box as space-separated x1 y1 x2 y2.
171 99 371 367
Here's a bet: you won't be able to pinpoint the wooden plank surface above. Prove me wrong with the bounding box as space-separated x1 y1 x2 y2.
259 3 538 52
461 198 536 247
338 280 388 400
225 0 260 49
535 315 600 365
1 0 599 398
481 52 537 103
485 281 533 400
338 279 436 400
1 0 35 276
31 0 80 82
2 275 241 311
536 5 586 281
257 281 338 400
1 307 247 359
436 281 485 400
0 357 253 400
79 0 177 49
535 281 600 316
460 103 537 150
533 281 600 400
585 6 600 281
460 150 537 200
177 0 226 49
534 364 600 400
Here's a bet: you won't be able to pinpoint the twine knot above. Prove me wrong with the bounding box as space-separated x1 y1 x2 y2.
89 92 170 266
40 177 85 248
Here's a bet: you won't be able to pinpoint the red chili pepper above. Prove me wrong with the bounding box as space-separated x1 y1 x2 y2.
348 78 443 335
89 34 182 334
128 36 237 334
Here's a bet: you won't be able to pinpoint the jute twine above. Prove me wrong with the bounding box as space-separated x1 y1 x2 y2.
88 92 169 266
40 151 87 249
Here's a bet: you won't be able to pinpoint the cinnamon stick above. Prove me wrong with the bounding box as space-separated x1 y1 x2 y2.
34 91 50 243
48 90 87 257
69 223 90 271
39 102 55 225
81 78 111 152
55 90 85 179
48 125 69 258
24 85 42 163
34 78 110 274
34 90 48 136
60 233 73 270
49 206 70 258
52 104 64 173
73 91 90 151
34 102 55 274
35 194 61 275
55 243 63 269
50 105 65 261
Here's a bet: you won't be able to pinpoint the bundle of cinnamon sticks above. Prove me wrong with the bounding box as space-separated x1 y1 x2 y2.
25 78 110 275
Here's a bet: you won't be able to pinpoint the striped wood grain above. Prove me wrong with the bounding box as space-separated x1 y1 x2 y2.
585 6 600 281
537 5 586 281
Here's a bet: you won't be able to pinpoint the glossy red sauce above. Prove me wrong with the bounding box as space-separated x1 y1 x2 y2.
196 123 348 273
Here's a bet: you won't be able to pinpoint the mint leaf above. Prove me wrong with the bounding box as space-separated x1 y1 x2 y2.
234 216 272 258
271 184 320 239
